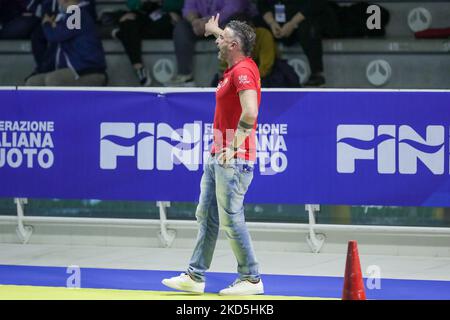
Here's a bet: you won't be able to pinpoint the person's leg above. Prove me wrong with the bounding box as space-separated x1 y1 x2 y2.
295 19 324 74
31 26 49 71
45 69 106 86
115 13 153 86
215 161 260 282
24 73 47 86
294 18 325 86
0 15 39 39
116 17 143 66
173 19 196 76
161 156 218 293
116 12 175 64
44 69 77 86
187 156 220 283
74 73 107 86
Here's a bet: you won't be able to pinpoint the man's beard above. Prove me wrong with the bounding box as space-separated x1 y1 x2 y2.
218 48 227 61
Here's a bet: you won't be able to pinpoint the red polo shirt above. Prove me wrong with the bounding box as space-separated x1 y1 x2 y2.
211 57 261 161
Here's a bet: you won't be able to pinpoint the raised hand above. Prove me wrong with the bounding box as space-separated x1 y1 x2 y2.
216 147 235 167
204 13 222 38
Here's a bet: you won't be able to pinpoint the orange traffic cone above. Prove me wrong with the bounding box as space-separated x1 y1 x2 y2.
342 240 366 300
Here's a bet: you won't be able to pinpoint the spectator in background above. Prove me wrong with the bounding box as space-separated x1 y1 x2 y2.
211 14 300 88
257 0 326 87
0 0 40 39
168 0 255 86
112 0 184 86
29 0 60 77
29 0 97 77
25 0 107 86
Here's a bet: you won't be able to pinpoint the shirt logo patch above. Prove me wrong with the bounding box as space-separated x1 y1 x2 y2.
216 78 228 91
216 77 229 91
238 74 251 85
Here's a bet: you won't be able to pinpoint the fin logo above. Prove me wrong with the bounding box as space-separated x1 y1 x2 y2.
337 125 446 174
100 122 202 171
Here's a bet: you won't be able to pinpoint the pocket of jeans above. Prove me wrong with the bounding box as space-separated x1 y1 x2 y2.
236 165 253 195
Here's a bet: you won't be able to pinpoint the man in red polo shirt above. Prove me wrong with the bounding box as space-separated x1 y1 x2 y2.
162 14 264 296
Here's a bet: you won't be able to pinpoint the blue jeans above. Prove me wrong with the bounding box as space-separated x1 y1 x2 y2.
187 155 260 283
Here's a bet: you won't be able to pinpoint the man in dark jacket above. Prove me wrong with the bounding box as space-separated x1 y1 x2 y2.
25 0 107 86
29 0 97 75
258 0 326 87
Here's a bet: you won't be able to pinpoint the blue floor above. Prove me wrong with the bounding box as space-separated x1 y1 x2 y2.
1 265 450 299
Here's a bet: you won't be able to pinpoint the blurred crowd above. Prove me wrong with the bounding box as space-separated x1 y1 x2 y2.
0 0 390 87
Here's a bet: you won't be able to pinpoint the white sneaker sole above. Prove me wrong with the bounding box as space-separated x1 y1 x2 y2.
161 279 205 294
219 289 264 296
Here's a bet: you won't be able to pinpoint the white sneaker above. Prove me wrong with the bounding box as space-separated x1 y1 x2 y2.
161 273 205 294
136 67 152 86
111 27 120 40
165 74 195 87
219 279 264 296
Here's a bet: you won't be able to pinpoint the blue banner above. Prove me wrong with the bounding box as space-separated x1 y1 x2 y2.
0 88 449 206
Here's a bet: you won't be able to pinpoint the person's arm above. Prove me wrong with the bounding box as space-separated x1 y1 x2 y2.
183 0 204 35
42 14 84 42
186 12 199 23
259 0 279 28
235 89 259 145
262 11 276 26
218 89 258 164
280 11 305 38
289 12 305 26
216 0 247 25
262 11 282 38
182 0 198 22
119 12 137 22
42 13 53 24
204 13 222 38
23 0 39 15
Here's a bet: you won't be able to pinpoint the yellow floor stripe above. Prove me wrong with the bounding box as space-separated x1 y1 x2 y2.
0 285 335 300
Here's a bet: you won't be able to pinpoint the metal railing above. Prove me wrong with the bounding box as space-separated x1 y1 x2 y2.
2 198 450 253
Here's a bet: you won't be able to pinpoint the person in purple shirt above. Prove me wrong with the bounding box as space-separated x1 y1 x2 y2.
168 0 256 86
